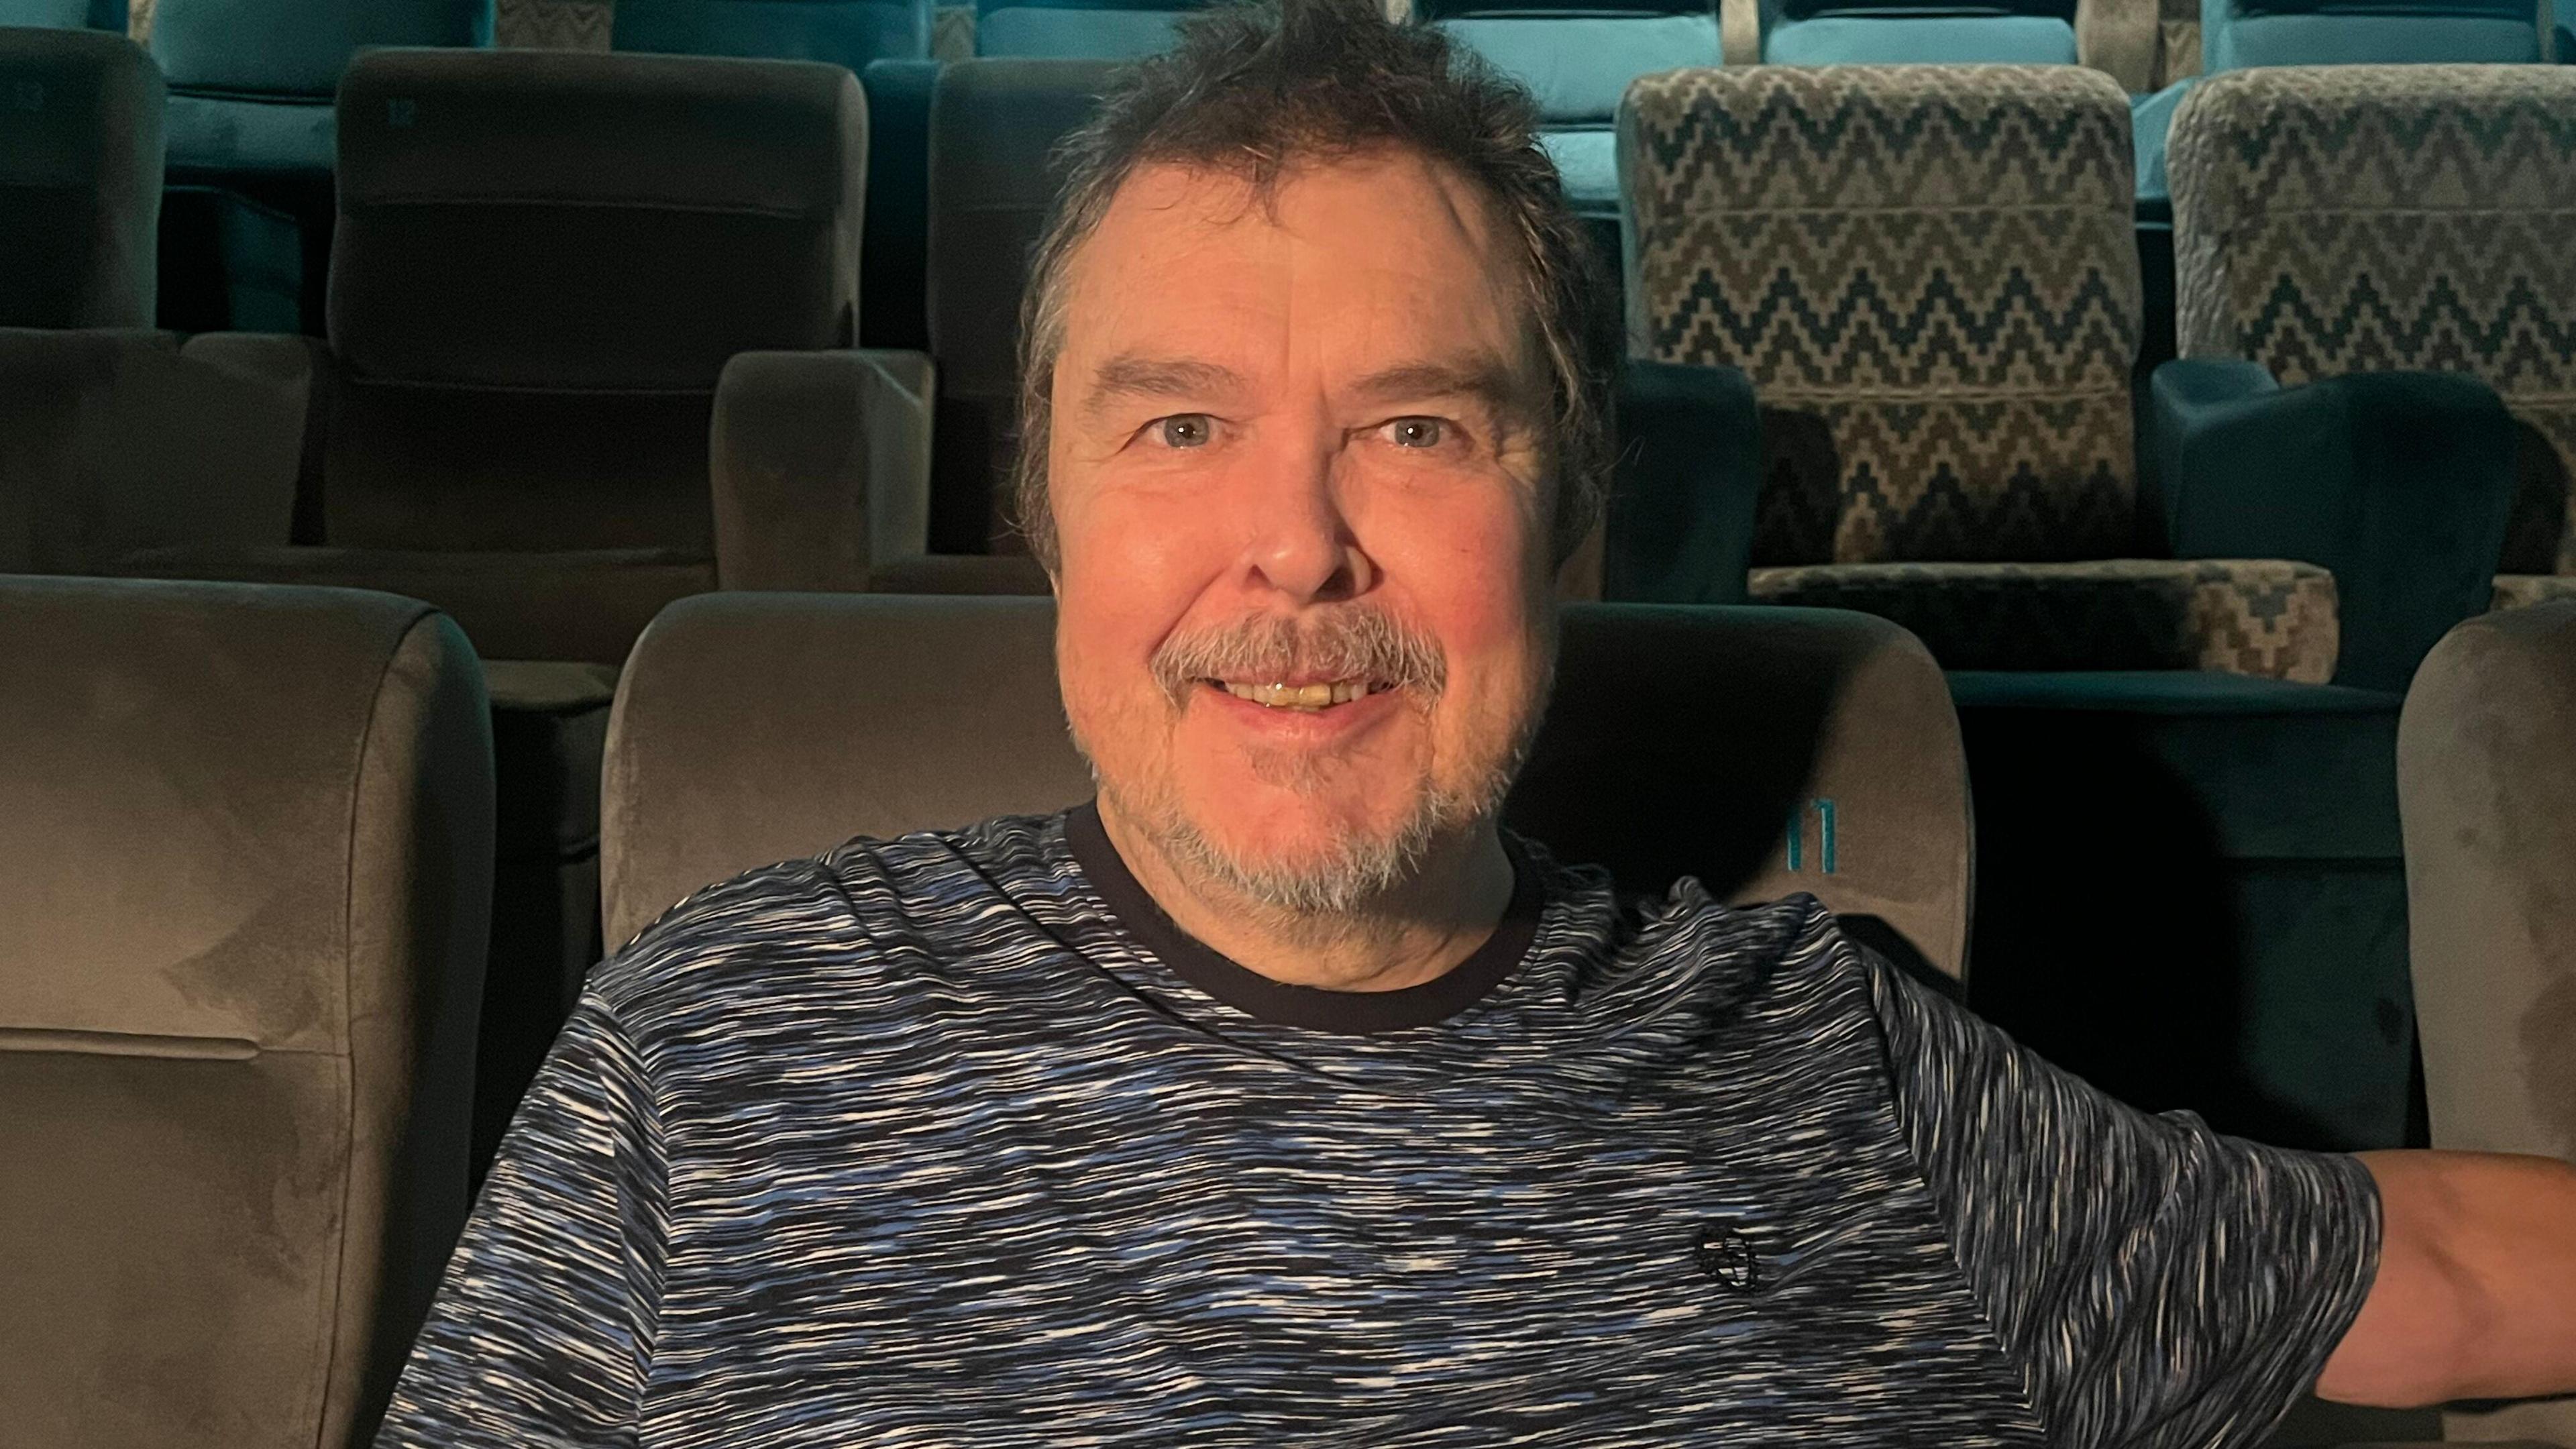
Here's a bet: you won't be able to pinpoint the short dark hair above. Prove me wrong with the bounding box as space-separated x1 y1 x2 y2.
1009 0 1619 568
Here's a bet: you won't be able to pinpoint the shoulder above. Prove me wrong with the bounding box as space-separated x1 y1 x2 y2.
590 812 1073 1024
1525 837 1884 1034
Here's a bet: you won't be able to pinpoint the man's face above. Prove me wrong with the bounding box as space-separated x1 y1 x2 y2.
1049 149 1558 913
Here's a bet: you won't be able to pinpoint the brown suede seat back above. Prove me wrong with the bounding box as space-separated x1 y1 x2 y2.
0 27 163 329
0 576 494 1449
924 58 1118 553
2399 599 2576 1447
602 594 1971 979
320 48 865 609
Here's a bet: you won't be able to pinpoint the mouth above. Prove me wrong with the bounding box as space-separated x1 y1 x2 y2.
1201 676 1396 712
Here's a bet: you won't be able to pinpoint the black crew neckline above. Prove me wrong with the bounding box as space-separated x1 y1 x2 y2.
1063 801 1542 1035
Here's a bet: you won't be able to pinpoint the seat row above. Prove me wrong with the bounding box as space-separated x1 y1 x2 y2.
12 36 2573 672
3 570 2567 1446
8 0 2569 334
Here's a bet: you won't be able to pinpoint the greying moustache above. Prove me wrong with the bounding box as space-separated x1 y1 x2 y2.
1148 607 1448 706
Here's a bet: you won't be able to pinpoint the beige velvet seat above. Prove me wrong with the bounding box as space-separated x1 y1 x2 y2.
600 593 1974 980
2400 600 2576 1448
0 575 494 1449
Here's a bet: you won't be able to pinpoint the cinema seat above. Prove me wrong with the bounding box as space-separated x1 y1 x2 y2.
923 56 1117 556
112 46 877 665
1619 63 2515 692
2133 0 2548 252
2399 600 2576 1449
148 0 493 329
610 0 933 66
151 0 492 183
1 26 160 330
600 593 1973 980
2170 65 2576 619
973 0 1208 55
1758 0 2080 66
0 0 123 23
1413 0 1718 256
0 575 492 1449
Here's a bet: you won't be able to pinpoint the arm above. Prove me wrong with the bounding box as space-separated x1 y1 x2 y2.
374 994 669 1447
2317 1149 2576 1407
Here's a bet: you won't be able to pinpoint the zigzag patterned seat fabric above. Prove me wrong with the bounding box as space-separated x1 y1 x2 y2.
1749 558 2340 680
2171 64 2576 605
1625 65 2144 568
1623 65 2329 678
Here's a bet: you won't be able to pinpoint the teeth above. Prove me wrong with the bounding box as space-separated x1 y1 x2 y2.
1218 679 1377 710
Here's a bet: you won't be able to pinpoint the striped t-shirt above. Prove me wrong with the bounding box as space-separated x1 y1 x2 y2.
378 806 2380 1448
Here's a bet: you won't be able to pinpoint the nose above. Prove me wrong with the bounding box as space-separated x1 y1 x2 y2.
1238 442 1375 604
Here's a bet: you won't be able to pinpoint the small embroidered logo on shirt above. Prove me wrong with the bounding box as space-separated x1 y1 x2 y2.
1694 1222 1759 1292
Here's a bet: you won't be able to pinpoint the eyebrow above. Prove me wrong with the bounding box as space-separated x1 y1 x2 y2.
1079 354 1248 419
1080 352 1542 425
1345 358 1540 421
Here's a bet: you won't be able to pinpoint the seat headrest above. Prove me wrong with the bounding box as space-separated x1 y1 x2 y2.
602 594 1971 978
331 47 865 389
1413 0 1711 18
607 0 934 64
152 0 491 98
0 26 162 329
0 575 492 1055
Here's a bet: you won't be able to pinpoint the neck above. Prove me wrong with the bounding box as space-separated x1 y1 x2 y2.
1094 798 1517 992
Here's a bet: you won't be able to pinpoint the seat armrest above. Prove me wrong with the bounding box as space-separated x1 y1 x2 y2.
1602 360 1763 606
710 349 936 592
2152 359 2518 692
2077 0 2160 93
2143 354 2279 540
0 329 312 572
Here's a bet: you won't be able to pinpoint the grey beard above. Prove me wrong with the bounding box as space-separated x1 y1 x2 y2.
1118 772 1484 923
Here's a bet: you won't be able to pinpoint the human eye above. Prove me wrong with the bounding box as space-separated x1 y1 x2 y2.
1148 413 1218 449
1377 416 1451 449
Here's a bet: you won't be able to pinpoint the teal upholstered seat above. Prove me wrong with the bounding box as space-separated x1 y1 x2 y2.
972 0 1199 56
152 0 493 178
612 0 932 65
0 0 123 26
2204 0 2543 68
1762 5 2078 64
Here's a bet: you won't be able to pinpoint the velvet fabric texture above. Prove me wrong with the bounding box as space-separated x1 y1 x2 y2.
1953 670 2418 1154
148 0 491 178
0 575 492 1449
0 329 309 574
0 0 128 25
0 27 162 329
924 58 1118 551
610 0 933 66
1601 360 1763 606
971 0 1193 54
2146 362 2520 692
600 594 1973 979
108 48 870 667
710 348 937 590
2201 0 2543 68
2399 602 2576 1446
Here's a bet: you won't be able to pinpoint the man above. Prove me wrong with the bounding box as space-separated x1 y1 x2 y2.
378 0 2576 1442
